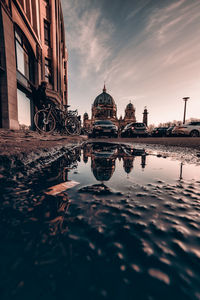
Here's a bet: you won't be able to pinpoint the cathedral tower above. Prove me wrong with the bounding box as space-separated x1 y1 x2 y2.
124 102 136 123
143 107 148 127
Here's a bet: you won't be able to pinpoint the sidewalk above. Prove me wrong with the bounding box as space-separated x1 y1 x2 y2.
102 136 200 150
0 129 87 156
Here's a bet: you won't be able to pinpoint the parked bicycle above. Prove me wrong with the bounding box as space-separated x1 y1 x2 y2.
34 102 81 135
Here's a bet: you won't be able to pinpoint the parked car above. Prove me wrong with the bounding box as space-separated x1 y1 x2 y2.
90 120 118 138
92 143 118 158
121 122 148 137
166 125 176 136
172 122 200 137
151 127 168 137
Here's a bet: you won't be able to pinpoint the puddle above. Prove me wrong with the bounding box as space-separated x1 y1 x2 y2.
0 142 200 300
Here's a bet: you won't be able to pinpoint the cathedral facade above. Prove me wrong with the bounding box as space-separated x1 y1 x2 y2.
83 85 148 131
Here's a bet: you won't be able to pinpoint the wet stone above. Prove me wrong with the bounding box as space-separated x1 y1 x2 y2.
78 184 122 195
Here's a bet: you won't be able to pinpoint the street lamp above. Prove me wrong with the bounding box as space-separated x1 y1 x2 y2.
183 97 190 124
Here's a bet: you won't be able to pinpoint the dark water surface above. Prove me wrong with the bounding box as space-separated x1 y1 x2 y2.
0 142 200 300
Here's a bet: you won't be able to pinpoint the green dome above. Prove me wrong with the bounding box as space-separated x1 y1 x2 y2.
93 85 116 107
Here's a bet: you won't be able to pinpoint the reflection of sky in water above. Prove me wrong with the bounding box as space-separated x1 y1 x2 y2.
69 152 200 192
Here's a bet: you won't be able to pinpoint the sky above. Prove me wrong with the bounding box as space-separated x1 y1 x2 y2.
61 0 200 125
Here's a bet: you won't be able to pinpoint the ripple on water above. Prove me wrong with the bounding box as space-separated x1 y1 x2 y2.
171 225 191 239
148 268 170 285
159 257 171 265
150 221 168 236
142 239 154 256
130 264 141 272
191 248 200 259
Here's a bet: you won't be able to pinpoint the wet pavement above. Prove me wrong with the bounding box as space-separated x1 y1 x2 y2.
0 142 200 300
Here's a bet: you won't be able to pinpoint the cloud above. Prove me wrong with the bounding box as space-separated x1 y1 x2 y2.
145 0 200 45
103 0 200 87
146 0 186 31
62 0 114 78
126 0 150 21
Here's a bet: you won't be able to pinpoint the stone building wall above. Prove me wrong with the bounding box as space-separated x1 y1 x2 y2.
0 0 68 129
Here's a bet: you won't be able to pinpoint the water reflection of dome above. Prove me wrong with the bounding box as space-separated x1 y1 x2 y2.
92 157 115 182
83 155 88 164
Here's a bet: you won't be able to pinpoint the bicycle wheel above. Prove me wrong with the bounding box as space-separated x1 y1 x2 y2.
65 116 79 135
34 109 56 133
75 121 81 135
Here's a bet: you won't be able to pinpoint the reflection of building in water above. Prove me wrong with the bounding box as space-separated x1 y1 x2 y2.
83 153 88 164
123 156 134 174
44 148 81 185
82 143 147 180
179 162 184 181
62 168 69 182
141 155 147 169
83 144 91 163
91 156 116 182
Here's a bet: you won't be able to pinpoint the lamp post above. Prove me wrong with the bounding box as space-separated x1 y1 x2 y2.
182 97 189 124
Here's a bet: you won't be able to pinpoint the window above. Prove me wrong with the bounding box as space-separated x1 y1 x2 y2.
15 29 34 83
189 122 200 126
44 20 51 45
17 89 32 127
45 58 52 83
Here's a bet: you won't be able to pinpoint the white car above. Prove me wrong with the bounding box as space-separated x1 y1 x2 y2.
172 122 200 137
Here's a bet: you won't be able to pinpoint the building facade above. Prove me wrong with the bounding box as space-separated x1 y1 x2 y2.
0 0 68 129
83 85 148 130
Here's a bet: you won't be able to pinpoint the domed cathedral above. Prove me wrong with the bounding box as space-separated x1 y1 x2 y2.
83 85 148 130
92 84 117 124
